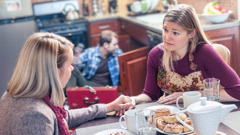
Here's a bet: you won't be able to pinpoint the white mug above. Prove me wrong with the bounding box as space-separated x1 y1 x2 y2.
176 91 201 109
119 109 138 133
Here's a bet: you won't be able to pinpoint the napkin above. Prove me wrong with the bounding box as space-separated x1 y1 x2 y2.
222 111 240 134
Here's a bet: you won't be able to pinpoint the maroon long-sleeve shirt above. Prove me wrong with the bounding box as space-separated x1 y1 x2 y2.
143 43 240 100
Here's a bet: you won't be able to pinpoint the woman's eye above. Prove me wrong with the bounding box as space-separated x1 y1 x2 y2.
173 32 180 35
163 28 168 32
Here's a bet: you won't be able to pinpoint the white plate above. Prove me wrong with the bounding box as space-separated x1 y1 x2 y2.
144 105 180 112
144 105 193 135
94 129 134 135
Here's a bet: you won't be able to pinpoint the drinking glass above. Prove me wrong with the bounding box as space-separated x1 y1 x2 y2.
136 109 156 135
203 78 220 102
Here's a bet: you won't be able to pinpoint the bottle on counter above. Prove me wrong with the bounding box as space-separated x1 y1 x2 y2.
141 0 147 13
83 0 89 16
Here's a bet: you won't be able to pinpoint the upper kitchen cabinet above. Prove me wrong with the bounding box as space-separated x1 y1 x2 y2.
204 26 240 76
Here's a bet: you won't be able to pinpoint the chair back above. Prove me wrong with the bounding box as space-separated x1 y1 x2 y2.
212 43 230 65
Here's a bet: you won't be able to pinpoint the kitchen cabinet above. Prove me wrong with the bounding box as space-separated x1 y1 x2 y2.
204 26 240 76
88 19 132 52
118 46 150 96
88 19 120 46
120 20 148 48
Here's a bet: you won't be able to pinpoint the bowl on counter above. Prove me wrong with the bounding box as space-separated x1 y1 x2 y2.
202 10 232 24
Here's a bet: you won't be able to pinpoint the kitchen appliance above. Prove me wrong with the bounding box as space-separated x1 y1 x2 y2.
147 30 162 47
33 0 88 48
175 97 237 135
0 0 37 97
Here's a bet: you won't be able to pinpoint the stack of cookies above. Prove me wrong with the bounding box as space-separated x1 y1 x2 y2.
154 107 192 134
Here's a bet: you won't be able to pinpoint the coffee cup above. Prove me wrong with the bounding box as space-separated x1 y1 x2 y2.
119 109 138 133
176 91 201 109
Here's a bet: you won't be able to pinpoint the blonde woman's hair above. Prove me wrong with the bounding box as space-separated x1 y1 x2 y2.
7 32 74 106
162 4 211 72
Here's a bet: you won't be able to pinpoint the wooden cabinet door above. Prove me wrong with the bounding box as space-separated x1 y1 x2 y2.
118 46 150 96
205 27 239 76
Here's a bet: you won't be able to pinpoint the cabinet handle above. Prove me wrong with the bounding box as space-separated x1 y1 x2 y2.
99 25 110 30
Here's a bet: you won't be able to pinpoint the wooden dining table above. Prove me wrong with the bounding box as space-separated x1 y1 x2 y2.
72 101 240 135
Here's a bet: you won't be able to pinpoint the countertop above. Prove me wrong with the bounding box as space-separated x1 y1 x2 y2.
84 13 240 34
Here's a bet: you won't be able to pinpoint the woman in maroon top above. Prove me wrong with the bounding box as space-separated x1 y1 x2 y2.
129 4 240 106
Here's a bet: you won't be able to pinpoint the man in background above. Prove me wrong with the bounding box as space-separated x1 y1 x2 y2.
72 30 123 86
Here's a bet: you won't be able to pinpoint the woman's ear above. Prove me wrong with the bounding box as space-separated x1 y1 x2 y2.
190 29 196 38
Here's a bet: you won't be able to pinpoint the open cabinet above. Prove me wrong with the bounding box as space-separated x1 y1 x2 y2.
118 46 150 96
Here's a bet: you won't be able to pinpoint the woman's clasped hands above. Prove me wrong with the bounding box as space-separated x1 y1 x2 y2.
157 92 184 104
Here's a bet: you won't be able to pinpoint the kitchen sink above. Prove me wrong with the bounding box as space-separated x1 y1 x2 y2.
135 13 165 24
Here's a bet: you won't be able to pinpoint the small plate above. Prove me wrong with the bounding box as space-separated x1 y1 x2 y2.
94 129 134 135
144 105 180 112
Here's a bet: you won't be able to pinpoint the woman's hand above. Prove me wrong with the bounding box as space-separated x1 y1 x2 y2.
115 96 136 116
106 95 134 116
157 92 184 104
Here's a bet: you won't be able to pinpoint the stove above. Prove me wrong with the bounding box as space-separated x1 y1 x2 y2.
33 0 88 48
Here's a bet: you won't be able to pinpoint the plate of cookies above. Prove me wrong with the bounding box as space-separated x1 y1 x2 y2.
145 105 193 135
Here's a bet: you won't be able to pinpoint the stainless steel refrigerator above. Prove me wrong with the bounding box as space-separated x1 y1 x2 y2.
0 0 37 97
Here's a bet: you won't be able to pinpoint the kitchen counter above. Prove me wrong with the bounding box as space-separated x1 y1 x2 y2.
85 13 240 34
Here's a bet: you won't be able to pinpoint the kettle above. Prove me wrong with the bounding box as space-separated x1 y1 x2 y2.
175 97 237 135
63 3 80 21
65 10 80 21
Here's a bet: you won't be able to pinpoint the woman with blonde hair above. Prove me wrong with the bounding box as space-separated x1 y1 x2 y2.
127 4 240 106
0 32 133 135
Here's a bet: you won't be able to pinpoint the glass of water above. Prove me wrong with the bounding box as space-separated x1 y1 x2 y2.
203 78 220 102
135 109 156 135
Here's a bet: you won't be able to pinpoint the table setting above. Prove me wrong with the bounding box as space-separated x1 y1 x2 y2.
72 78 240 135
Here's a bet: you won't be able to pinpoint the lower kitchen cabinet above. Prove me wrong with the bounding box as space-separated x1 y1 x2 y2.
120 20 148 47
88 19 120 46
205 26 240 77
88 19 132 52
118 46 150 96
